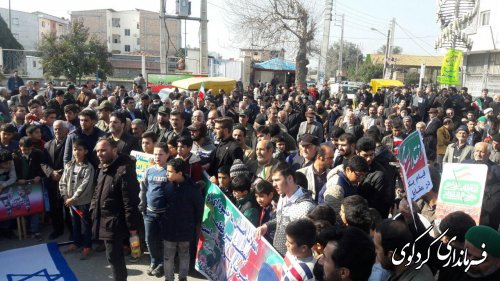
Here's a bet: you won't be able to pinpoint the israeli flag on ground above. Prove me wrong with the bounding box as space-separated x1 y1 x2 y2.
0 242 77 281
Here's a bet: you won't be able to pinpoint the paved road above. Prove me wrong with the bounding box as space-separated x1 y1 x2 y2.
0 225 207 281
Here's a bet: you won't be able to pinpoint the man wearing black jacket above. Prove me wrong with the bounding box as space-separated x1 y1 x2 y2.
208 117 244 180
106 111 141 155
91 138 141 281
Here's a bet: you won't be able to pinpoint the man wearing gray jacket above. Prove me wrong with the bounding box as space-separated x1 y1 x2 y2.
255 164 316 256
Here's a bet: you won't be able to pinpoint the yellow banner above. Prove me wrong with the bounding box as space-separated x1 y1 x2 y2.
439 48 462 85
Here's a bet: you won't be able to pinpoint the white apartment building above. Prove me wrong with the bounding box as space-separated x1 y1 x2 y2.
0 8 70 50
462 0 500 95
0 8 39 50
71 9 181 56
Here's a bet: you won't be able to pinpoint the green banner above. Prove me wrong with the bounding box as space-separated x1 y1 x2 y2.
438 48 462 85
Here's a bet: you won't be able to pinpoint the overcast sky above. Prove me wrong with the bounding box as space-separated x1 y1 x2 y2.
0 0 443 60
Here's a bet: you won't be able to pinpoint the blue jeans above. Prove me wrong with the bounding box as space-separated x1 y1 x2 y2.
27 214 40 235
143 210 164 267
70 204 92 248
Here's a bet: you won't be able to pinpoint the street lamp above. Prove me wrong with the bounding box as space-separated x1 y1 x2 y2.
371 27 391 79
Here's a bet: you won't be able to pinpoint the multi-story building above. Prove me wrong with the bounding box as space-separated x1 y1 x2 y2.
34 12 70 41
0 8 39 50
459 0 500 96
0 8 70 50
71 9 181 56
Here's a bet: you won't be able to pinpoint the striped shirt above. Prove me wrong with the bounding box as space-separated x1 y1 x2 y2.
282 252 315 281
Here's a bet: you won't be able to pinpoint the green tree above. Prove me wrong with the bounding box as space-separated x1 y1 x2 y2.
404 71 420 85
377 45 403 55
38 21 112 83
325 41 363 80
351 55 383 83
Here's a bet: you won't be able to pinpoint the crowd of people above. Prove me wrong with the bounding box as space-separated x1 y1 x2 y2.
0 71 500 281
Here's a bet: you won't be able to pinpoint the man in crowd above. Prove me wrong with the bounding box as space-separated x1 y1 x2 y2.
92 138 141 281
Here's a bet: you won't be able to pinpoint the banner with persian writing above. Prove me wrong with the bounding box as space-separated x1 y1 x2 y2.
0 184 44 221
131 150 154 182
397 131 433 201
435 163 487 227
195 177 284 281
439 48 462 85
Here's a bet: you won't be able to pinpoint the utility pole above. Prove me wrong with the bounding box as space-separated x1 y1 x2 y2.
8 0 11 30
200 0 208 75
383 28 390 79
317 0 333 86
338 13 344 82
159 0 167 74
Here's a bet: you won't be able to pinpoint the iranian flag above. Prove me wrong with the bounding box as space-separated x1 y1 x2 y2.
472 98 483 111
198 82 206 100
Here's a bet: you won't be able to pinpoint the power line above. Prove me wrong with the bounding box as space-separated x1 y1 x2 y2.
335 1 388 24
395 22 435 55
396 22 436 49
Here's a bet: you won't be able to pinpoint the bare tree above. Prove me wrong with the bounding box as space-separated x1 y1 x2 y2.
225 0 319 87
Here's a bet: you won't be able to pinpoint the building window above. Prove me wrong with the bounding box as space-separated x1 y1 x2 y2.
480 10 490 26
112 34 121 44
125 29 130 36
137 38 140 45
125 45 130 52
33 61 37 68
137 22 140 29
42 21 45 28
112 18 120 27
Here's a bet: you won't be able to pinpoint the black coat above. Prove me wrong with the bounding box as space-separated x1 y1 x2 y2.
161 177 203 242
105 132 141 155
207 136 244 176
90 154 141 240
13 149 44 180
41 138 67 177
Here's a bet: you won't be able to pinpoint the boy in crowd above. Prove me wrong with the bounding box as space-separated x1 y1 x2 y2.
0 124 19 152
0 150 17 238
163 158 203 281
282 218 317 281
231 174 260 226
217 166 234 203
141 132 157 155
13 137 43 240
176 136 203 183
59 139 95 260
26 125 44 150
254 178 276 243
139 143 170 277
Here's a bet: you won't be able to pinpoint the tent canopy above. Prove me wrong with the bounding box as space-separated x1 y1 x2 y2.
370 79 404 93
253 58 296 72
171 77 236 93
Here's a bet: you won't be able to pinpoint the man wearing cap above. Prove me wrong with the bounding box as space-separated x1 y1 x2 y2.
443 125 474 164
238 109 254 147
290 134 320 170
47 90 68 120
463 142 500 229
64 84 77 104
96 101 115 133
464 225 500 280
424 107 442 156
297 106 324 143
146 106 171 144
437 118 454 164
188 121 215 164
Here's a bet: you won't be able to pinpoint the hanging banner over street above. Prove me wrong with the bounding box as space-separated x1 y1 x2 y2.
195 177 284 281
439 48 462 85
397 131 433 201
435 163 487 227
131 151 154 182
0 184 44 221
